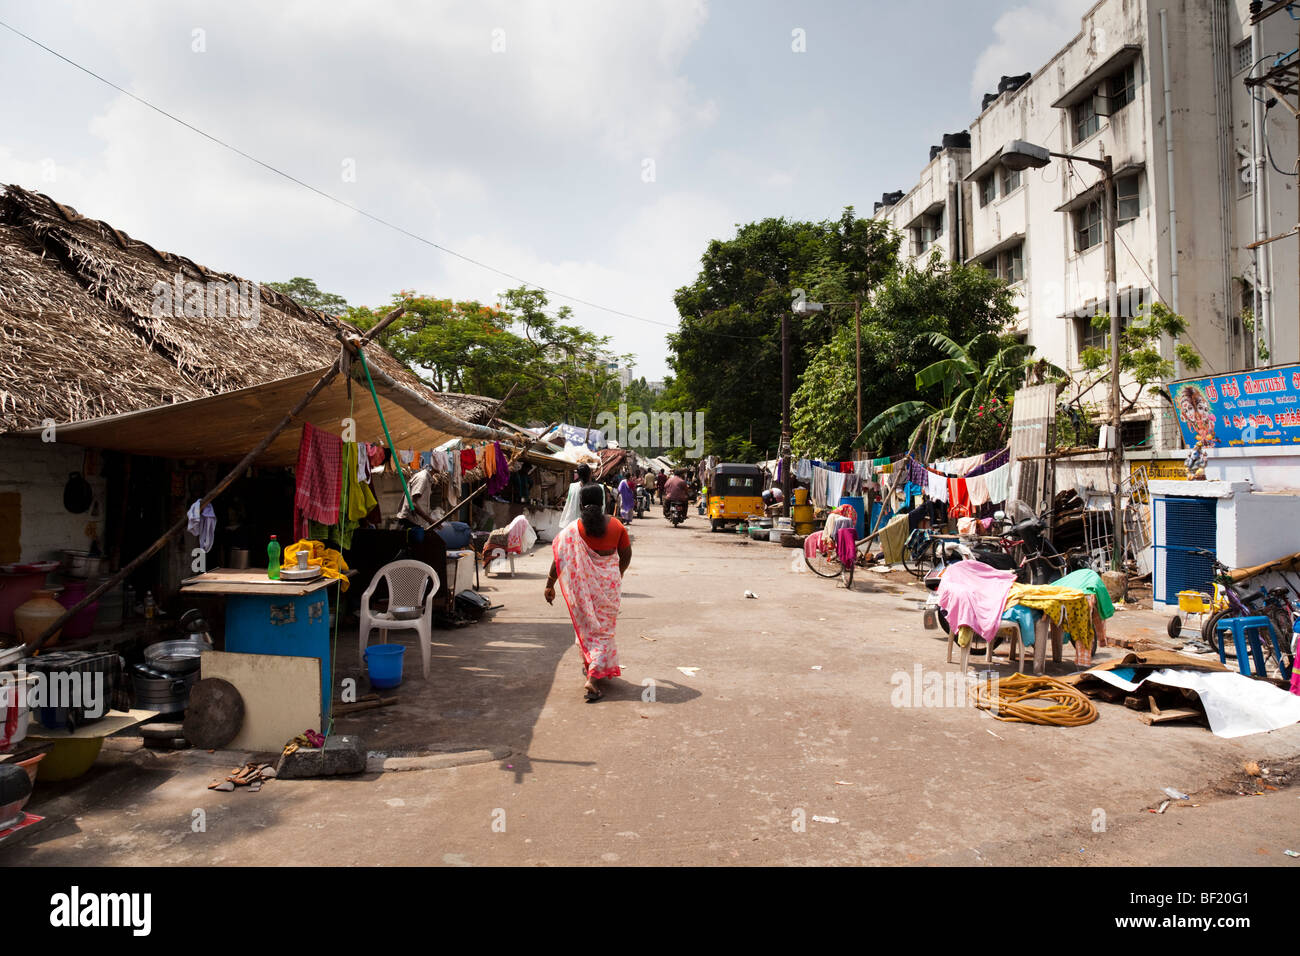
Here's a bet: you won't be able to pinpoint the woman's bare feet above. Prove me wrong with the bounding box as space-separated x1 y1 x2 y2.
584 678 602 702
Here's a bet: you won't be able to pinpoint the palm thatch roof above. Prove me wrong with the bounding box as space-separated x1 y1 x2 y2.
0 183 495 434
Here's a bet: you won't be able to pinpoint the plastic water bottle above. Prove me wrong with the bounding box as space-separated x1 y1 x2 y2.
267 535 281 580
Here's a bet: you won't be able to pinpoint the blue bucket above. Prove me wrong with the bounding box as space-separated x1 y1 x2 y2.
364 644 405 688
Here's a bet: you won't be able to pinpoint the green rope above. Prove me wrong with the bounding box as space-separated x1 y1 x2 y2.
357 348 415 513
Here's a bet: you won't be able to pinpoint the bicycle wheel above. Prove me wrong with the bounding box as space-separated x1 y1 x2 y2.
805 547 844 579
1202 608 1231 653
907 539 939 580
1265 606 1295 674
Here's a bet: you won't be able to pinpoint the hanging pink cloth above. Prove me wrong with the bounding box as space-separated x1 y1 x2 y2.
294 422 342 540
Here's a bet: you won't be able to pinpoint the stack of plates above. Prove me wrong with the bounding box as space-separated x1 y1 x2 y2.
279 565 323 582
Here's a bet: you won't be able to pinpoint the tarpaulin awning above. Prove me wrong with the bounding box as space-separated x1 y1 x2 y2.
17 364 520 467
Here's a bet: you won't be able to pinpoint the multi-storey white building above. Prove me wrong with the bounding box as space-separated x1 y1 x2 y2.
876 0 1298 449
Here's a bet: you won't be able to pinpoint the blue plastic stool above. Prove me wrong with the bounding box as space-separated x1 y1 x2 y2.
1214 615 1290 679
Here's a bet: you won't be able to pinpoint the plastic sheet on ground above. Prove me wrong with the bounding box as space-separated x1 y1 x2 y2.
1088 667 1300 738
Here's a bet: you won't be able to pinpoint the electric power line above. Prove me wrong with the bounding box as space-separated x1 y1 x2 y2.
0 18 766 340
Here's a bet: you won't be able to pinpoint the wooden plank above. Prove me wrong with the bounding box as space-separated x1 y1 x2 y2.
200 651 321 752
24 709 159 740
1138 707 1202 725
180 568 340 596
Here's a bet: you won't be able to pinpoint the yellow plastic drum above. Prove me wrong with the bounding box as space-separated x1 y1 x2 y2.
791 503 815 534
793 488 809 506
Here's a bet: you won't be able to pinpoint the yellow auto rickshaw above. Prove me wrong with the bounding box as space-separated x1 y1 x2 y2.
707 463 765 532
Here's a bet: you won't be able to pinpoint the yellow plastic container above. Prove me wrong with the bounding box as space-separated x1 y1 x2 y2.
793 488 808 506
791 504 815 535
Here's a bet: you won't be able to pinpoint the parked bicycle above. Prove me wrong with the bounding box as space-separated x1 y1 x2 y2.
1185 548 1295 674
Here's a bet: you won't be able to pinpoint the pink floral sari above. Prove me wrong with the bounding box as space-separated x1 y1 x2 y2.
553 522 623 680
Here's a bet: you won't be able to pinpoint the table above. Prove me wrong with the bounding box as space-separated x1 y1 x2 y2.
181 569 346 725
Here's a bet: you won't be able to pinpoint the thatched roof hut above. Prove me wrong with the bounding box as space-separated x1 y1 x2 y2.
0 184 508 463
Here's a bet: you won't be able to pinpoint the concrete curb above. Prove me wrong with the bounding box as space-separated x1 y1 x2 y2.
366 746 511 773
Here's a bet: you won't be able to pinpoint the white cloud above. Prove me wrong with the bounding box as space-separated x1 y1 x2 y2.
968 0 1094 105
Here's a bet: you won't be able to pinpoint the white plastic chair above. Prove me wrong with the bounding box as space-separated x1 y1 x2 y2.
359 560 440 679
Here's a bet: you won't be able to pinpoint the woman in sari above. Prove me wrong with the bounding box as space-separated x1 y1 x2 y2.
545 484 632 702
616 473 635 521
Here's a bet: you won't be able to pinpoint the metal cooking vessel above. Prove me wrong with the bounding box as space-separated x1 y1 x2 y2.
143 639 206 674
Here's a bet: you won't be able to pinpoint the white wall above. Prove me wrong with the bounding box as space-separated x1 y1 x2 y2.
0 436 107 563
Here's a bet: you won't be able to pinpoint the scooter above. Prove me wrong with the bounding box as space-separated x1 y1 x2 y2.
635 486 647 519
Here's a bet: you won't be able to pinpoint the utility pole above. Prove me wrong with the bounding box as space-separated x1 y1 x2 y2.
854 295 863 443
1103 154 1124 572
781 310 792 517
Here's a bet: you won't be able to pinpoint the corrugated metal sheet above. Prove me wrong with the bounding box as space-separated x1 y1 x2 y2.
1007 383 1056 513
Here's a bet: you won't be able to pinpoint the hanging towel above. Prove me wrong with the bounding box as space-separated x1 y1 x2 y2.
186 499 216 552
294 422 343 540
926 469 948 503
827 469 847 505
486 442 510 496
984 463 1011 504
460 448 477 472
810 466 831 508
878 512 910 564
796 459 814 481
947 476 970 516
966 474 991 506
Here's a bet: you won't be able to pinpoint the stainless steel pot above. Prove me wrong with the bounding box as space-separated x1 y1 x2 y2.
132 667 198 713
229 548 250 570
143 639 206 674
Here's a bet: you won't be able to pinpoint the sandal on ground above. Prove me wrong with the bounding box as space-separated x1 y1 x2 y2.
584 686 603 703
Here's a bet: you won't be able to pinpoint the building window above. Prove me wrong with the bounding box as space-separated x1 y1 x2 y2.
1076 313 1130 354
996 243 1024 283
1120 418 1151 449
1234 38 1253 75
1000 167 1022 196
1116 174 1140 225
979 174 996 207
1105 64 1136 113
911 211 943 255
1073 97 1100 143
1074 199 1103 251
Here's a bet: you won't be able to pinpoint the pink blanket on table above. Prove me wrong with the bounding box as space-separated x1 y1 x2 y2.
936 559 1017 641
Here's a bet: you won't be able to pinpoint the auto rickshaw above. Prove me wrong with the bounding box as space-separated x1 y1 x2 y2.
706 463 765 532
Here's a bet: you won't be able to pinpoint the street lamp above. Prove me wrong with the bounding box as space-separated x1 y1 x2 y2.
996 139 1123 572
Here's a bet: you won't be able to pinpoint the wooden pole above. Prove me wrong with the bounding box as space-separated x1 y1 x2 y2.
30 305 408 650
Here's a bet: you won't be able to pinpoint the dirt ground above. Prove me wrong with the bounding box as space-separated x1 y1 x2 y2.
5 515 1300 866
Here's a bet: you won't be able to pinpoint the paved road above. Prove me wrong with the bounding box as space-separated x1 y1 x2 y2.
8 513 1300 865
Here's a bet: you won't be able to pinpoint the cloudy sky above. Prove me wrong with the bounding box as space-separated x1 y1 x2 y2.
0 0 1092 379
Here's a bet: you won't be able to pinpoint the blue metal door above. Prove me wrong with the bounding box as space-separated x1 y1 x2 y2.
1154 496 1217 605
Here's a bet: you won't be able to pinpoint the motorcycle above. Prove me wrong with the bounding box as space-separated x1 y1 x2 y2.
665 499 687 527
634 486 647 519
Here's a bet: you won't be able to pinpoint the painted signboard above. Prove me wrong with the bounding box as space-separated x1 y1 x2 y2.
1170 363 1300 448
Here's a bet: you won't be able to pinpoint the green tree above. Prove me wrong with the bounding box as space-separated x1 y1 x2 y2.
265 277 350 316
348 286 624 426
1067 301 1203 438
792 252 1019 459
668 208 897 461
855 332 1058 456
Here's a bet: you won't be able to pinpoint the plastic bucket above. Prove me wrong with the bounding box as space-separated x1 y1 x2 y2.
364 644 406 689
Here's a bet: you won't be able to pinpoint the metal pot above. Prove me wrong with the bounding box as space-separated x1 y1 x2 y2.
229 548 250 570
131 666 198 713
143 639 206 674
